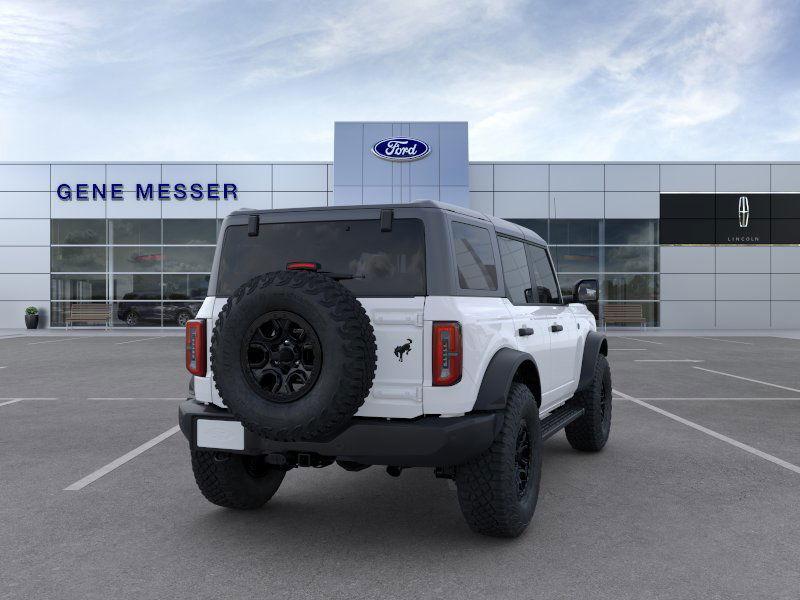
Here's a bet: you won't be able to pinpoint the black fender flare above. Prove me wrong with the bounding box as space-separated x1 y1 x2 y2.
576 331 608 392
473 348 541 411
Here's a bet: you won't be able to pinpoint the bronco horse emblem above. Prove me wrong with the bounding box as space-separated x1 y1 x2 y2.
394 338 413 362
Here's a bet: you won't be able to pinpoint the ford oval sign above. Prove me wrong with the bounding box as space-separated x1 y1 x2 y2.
372 137 430 162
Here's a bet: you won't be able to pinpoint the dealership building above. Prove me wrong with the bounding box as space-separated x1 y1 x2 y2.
1 121 799 330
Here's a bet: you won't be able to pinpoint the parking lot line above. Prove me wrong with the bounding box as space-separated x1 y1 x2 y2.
86 397 185 401
115 337 163 345
636 397 800 401
28 337 92 345
64 425 180 491
634 359 704 362
694 337 753 345
615 388 800 475
693 366 800 393
617 336 663 345
0 398 58 406
609 348 648 351
0 365 7 369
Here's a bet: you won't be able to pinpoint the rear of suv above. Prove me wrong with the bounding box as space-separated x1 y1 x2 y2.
179 200 611 537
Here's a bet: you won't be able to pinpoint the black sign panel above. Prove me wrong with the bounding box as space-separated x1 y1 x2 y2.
659 219 716 244
772 194 800 219
659 194 715 219
772 218 800 243
660 194 800 244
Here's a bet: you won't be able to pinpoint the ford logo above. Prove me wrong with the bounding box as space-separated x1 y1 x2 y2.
372 137 430 162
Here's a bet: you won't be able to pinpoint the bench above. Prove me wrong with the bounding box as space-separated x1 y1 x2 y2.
603 304 646 328
65 303 112 329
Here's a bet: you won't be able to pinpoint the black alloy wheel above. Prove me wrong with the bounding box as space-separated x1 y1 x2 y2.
241 311 322 403
514 423 533 499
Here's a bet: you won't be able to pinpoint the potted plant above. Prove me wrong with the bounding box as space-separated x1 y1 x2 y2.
24 306 39 330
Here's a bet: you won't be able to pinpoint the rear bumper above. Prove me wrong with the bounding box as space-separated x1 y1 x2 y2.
178 399 499 467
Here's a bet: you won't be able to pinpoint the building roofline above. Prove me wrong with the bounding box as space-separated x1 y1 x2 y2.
2 160 799 165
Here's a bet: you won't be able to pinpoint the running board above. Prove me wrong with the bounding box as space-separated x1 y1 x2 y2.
541 405 585 440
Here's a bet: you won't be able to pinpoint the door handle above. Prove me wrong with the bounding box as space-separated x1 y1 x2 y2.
518 327 534 337
550 323 563 333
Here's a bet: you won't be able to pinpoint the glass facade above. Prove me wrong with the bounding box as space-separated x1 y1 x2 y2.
50 215 660 328
511 219 660 326
50 219 218 327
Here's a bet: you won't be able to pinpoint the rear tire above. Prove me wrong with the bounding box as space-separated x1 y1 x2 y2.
191 450 285 509
565 354 612 452
455 383 542 538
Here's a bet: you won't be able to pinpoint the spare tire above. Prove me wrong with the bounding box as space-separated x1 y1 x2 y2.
211 270 377 442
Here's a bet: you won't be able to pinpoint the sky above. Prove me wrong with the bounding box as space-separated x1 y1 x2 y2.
1 0 799 162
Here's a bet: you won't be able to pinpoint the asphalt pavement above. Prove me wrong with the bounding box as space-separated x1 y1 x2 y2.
1 333 798 600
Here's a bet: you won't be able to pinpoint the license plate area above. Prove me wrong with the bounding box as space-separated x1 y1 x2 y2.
196 418 245 451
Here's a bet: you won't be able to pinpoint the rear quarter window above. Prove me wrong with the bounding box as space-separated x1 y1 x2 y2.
451 222 498 291
215 218 426 297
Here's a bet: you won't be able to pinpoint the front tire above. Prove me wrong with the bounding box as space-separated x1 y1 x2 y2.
455 383 542 538
565 354 612 452
191 450 285 509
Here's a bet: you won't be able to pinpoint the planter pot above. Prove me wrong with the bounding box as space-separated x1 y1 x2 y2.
25 314 39 330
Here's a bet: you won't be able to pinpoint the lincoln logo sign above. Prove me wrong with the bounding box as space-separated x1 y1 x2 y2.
372 137 430 162
738 195 750 228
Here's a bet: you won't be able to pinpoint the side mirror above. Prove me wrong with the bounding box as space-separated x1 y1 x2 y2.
573 279 599 303
524 288 534 303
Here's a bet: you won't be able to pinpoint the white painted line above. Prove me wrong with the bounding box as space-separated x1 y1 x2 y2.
0 365 7 369
64 425 180 491
609 348 648 351
614 388 800 475
635 359 704 363
86 397 185 401
0 399 23 408
0 397 58 404
115 337 162 345
694 337 753 345
635 397 800 401
617 336 663 345
28 337 92 345
693 367 800 393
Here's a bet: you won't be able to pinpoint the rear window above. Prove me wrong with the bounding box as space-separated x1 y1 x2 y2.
215 219 426 297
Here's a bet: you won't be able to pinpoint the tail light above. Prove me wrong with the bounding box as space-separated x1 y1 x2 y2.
186 319 206 376
433 321 462 386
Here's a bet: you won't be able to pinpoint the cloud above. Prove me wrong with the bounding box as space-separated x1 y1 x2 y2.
0 2 92 96
239 0 518 86
465 0 789 159
0 0 795 161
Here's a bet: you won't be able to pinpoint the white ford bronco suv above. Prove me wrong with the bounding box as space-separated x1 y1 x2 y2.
179 201 611 537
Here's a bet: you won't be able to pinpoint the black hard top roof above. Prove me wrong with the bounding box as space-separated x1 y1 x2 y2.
228 200 547 246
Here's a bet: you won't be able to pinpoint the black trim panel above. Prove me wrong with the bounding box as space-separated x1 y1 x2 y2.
179 400 498 467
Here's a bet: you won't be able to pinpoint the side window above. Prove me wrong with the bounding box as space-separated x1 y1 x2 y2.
451 222 498 291
498 236 533 304
525 244 561 304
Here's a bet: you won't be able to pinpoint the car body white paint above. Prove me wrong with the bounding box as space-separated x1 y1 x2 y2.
192 294 595 419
